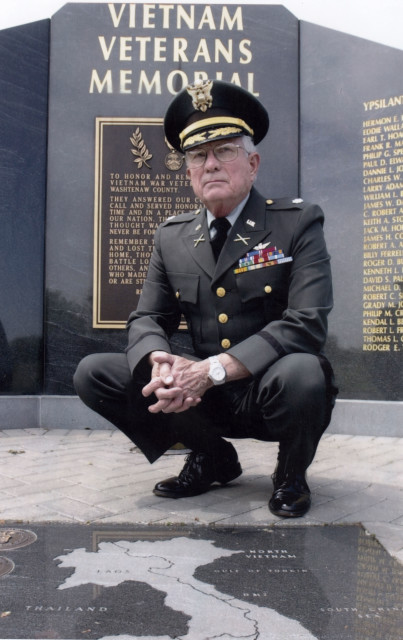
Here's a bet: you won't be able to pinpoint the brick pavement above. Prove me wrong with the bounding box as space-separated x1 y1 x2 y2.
0 429 401 564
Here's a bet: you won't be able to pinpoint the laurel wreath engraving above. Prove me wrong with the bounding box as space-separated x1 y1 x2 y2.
130 128 152 169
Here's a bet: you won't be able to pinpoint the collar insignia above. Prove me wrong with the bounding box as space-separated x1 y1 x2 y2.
234 234 251 245
193 233 205 247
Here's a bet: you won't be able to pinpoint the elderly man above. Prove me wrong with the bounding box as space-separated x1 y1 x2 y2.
74 79 337 518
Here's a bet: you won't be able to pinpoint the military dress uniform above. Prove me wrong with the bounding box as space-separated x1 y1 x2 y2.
74 189 336 501
74 79 337 517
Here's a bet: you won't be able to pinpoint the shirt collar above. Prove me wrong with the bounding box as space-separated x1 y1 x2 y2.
206 193 250 234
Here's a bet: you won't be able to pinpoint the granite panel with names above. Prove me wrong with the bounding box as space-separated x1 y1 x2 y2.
45 2 299 393
300 23 403 400
0 523 401 639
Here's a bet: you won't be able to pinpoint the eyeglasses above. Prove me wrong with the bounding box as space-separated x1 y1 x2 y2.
185 142 249 168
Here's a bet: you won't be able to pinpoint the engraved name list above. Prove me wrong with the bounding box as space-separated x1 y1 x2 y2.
362 97 403 352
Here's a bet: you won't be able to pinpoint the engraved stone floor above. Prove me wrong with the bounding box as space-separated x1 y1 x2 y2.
0 429 402 640
0 522 401 640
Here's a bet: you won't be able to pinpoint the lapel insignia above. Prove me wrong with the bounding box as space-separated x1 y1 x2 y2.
246 219 256 227
193 233 205 247
195 224 202 231
234 233 251 245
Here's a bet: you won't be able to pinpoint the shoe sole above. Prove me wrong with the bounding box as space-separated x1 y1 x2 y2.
268 505 310 518
153 486 208 498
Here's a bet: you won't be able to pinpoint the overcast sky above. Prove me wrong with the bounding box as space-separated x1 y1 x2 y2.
1 0 402 51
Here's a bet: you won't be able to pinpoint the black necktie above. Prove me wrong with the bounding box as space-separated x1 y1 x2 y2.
210 217 231 260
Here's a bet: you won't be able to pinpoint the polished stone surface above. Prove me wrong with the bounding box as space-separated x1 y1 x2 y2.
45 3 299 393
0 522 401 639
0 21 49 394
300 23 403 400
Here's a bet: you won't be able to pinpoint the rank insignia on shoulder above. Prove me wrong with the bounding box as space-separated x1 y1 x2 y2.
265 197 305 210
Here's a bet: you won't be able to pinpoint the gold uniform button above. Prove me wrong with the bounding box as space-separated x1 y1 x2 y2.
175 291 180 299
221 339 231 349
216 287 226 297
266 199 274 205
264 285 272 294
218 313 228 324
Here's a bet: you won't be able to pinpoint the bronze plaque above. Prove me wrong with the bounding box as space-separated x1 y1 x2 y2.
93 117 199 328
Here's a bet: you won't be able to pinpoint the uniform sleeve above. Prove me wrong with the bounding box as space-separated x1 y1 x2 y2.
227 204 333 376
125 225 181 375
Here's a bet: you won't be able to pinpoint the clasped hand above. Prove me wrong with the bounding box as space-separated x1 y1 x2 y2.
142 351 212 414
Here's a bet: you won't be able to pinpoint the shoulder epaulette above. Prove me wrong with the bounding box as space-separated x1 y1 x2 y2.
162 209 202 225
265 197 305 211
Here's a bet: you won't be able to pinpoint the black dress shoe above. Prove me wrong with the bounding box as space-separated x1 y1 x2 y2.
153 449 242 498
268 473 311 518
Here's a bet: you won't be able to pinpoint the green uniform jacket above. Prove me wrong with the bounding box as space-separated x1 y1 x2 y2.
126 187 333 377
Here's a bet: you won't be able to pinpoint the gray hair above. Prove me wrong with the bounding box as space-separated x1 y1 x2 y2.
241 135 257 154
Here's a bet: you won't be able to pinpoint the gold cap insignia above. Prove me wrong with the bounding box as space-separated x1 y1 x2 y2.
208 126 242 140
187 80 213 112
180 117 253 149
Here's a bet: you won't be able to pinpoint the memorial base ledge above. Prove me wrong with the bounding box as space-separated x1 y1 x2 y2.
0 396 401 437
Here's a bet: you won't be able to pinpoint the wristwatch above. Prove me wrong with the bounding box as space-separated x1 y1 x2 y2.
208 356 227 385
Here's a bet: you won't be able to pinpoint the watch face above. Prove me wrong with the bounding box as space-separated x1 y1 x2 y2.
210 364 226 383
212 366 225 381
209 358 226 385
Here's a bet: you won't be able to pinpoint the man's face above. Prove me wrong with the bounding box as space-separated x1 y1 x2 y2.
185 137 260 217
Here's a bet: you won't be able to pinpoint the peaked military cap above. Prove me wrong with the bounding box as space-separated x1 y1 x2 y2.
164 79 269 152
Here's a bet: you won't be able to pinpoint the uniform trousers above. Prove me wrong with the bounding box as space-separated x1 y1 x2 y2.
73 352 337 473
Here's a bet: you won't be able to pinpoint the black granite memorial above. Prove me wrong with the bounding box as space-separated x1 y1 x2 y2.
0 523 401 639
0 3 402 410
44 2 299 393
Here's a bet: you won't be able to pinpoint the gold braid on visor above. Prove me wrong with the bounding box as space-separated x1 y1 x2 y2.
180 117 254 149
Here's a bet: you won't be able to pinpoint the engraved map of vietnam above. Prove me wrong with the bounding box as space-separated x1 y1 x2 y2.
56 536 316 640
